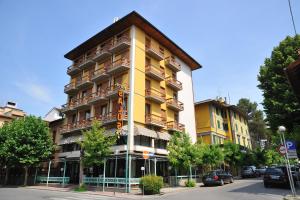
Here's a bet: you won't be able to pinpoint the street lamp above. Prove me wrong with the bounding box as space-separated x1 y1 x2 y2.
278 126 296 197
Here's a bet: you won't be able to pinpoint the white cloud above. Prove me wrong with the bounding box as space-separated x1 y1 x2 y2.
15 81 53 104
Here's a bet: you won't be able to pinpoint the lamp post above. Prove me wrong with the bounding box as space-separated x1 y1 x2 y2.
278 126 296 197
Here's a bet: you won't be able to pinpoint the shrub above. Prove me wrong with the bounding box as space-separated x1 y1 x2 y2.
139 175 164 195
185 179 196 187
74 184 87 192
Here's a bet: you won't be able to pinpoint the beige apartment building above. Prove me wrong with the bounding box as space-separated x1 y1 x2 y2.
0 102 26 127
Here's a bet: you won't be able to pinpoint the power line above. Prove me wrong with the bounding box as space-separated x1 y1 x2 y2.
288 0 297 35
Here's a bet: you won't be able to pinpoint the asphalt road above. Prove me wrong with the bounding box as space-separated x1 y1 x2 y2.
0 178 295 200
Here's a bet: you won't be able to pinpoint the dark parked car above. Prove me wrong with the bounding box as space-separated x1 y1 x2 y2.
263 166 298 188
241 166 259 178
202 170 233 186
256 166 267 176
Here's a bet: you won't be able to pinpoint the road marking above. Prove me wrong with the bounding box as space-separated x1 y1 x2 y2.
49 195 114 200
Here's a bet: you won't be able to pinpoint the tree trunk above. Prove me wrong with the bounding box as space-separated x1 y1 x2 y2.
4 167 9 185
79 158 84 186
24 166 28 186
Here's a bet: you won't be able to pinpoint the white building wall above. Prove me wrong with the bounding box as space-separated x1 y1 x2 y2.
176 59 197 143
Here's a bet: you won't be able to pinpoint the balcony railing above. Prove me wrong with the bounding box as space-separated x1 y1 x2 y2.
165 76 183 91
166 98 184 111
76 74 93 88
67 65 80 75
77 49 96 69
145 45 164 61
60 119 93 134
145 64 165 81
91 67 109 81
88 90 108 104
164 57 181 72
145 88 165 104
61 101 77 113
103 111 128 124
107 58 130 74
93 45 111 62
166 121 185 132
145 114 165 128
110 36 131 53
64 82 77 94
107 83 129 98
73 96 90 110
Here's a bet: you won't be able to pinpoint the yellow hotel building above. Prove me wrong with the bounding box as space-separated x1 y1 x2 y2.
56 11 201 183
195 99 252 149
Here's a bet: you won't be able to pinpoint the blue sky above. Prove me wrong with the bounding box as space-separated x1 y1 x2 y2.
0 0 299 117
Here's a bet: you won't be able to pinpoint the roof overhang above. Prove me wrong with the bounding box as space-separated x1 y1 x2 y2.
64 11 201 70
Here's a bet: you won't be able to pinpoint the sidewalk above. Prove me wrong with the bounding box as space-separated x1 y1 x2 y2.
26 184 197 199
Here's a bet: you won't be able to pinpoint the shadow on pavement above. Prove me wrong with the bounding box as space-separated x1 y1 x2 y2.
229 181 296 196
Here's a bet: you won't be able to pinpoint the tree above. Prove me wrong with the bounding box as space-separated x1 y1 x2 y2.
202 144 224 171
237 98 267 147
264 149 284 166
78 121 117 185
167 131 202 180
6 116 54 185
258 35 300 134
223 141 242 174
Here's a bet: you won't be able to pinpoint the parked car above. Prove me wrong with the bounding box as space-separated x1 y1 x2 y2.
263 166 298 188
202 170 233 186
241 166 259 178
256 166 267 176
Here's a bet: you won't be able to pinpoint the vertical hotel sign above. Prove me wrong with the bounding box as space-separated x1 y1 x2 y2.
117 90 124 130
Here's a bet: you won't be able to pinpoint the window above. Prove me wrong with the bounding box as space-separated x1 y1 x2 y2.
52 131 56 144
85 110 91 120
145 104 151 115
223 123 229 131
237 135 241 144
155 139 167 149
134 136 151 147
241 126 244 134
216 108 220 115
82 90 87 98
217 120 221 129
71 114 77 124
159 46 164 55
242 137 246 146
100 105 107 116
235 124 238 132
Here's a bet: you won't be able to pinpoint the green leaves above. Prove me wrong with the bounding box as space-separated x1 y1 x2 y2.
79 120 117 167
0 116 54 168
258 34 300 133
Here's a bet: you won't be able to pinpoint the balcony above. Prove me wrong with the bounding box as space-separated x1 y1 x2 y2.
103 111 128 125
166 98 184 111
145 88 165 104
145 64 165 81
145 45 164 61
78 50 96 69
164 57 181 72
64 82 77 94
93 46 111 62
91 67 109 81
167 121 185 132
109 36 130 53
145 114 165 128
88 90 108 104
106 84 129 98
165 76 183 91
76 74 93 89
58 150 80 158
107 58 130 74
61 102 76 114
67 65 80 75
60 119 93 135
73 96 90 110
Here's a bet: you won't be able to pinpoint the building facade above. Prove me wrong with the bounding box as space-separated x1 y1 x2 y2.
57 11 201 183
0 102 26 127
194 99 252 149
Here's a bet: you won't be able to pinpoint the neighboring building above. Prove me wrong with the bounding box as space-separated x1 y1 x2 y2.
194 98 251 149
56 11 201 183
0 101 26 127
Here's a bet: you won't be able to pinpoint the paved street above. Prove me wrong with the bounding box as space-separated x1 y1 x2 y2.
0 178 295 200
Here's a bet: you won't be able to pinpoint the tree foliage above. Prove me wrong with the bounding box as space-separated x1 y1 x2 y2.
0 116 54 185
202 144 224 170
79 121 117 167
237 98 267 146
223 141 242 167
258 35 300 133
264 149 284 166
